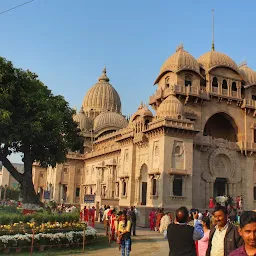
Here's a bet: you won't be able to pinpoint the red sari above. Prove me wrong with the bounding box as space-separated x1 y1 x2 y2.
209 198 214 209
83 208 89 222
149 210 156 230
89 208 96 227
155 213 164 231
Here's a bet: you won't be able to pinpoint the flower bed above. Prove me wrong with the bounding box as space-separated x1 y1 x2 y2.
0 226 97 250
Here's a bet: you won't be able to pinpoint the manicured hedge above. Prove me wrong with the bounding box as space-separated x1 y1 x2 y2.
0 212 80 225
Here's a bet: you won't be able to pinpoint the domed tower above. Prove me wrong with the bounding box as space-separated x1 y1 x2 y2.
93 111 128 138
129 103 153 132
73 107 93 132
156 86 184 119
82 67 121 119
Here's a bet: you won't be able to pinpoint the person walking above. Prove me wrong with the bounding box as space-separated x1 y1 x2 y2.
229 211 256 256
102 205 111 236
159 212 171 238
127 206 137 236
198 216 210 256
206 205 243 256
167 206 203 256
118 212 132 256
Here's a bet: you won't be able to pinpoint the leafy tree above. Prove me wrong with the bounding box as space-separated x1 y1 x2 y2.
0 57 83 204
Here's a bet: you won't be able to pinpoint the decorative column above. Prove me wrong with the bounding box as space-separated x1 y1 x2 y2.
205 182 210 207
60 184 63 203
170 175 174 196
225 183 228 195
209 182 214 198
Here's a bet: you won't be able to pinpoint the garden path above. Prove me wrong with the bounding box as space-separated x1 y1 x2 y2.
75 224 169 256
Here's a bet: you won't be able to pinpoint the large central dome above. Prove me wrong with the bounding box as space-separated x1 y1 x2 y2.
83 68 121 115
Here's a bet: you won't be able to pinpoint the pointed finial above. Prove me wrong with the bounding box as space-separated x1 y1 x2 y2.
176 43 184 52
98 66 110 82
212 9 215 51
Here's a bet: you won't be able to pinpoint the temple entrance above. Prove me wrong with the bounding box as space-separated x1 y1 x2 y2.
142 182 147 205
214 178 227 197
140 164 148 206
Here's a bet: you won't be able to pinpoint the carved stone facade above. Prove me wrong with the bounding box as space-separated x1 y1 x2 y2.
32 44 256 225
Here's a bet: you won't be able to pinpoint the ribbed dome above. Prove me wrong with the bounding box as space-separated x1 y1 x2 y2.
94 111 128 134
157 90 183 119
239 62 256 86
198 51 239 73
130 102 153 123
155 45 200 84
83 68 121 114
73 107 93 131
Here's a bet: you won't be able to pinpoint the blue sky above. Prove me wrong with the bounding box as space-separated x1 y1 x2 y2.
3 0 256 163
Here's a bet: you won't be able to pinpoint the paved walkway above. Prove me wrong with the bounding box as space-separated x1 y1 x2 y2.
76 224 169 256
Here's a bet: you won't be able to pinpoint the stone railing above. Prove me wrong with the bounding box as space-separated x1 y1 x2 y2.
242 98 256 109
147 117 195 131
85 144 120 159
67 152 85 160
194 134 240 150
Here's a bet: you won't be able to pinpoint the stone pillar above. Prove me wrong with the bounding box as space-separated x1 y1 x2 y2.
136 177 141 205
170 175 174 196
225 183 228 195
60 185 63 202
209 182 214 198
205 182 209 207
68 166 76 203
182 176 186 197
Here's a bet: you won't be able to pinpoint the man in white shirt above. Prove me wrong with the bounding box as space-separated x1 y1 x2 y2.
206 206 243 256
102 205 110 235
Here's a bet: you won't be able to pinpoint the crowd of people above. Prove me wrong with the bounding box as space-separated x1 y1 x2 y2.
166 205 256 256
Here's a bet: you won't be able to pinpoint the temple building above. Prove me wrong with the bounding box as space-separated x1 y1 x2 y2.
33 44 256 225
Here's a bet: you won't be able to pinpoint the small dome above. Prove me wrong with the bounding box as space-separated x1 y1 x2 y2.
239 62 256 86
198 51 239 73
157 88 183 119
73 107 93 131
83 67 121 114
94 111 128 134
129 102 153 123
155 45 201 84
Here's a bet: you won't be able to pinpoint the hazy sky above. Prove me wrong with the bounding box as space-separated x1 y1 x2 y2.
3 0 256 163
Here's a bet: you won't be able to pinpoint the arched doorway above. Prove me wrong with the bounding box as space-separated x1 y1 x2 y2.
203 112 238 142
214 178 227 197
140 164 148 206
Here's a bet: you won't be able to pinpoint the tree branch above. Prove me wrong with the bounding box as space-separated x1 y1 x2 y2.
0 154 23 183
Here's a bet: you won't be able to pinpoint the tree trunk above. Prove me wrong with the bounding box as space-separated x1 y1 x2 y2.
21 172 40 204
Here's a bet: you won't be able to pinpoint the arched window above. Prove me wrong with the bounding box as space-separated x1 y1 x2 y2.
212 77 218 87
173 175 183 196
122 181 127 196
165 77 170 88
185 74 192 87
222 80 228 89
175 145 181 155
232 82 237 91
145 119 150 129
152 178 157 196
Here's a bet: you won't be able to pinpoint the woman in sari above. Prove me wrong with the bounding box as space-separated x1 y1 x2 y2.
149 208 156 231
155 209 164 232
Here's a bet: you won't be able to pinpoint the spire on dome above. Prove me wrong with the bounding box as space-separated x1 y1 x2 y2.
212 9 215 51
98 66 110 82
176 43 184 52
